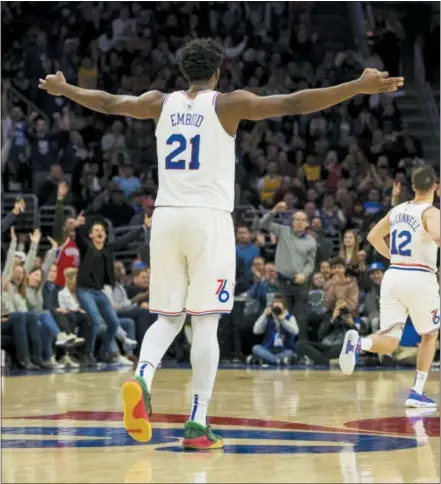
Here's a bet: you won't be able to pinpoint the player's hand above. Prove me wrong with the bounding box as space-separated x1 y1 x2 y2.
57 182 69 200
356 68 404 94
264 306 273 316
39 71 66 96
272 201 288 214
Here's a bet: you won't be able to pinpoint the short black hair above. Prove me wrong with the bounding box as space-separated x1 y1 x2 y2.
412 165 437 193
330 256 346 268
178 38 224 82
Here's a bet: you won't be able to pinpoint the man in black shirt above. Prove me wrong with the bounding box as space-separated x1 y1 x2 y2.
74 213 149 364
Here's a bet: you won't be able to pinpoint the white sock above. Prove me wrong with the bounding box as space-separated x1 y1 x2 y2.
412 370 428 394
136 314 186 391
360 337 373 352
189 314 220 426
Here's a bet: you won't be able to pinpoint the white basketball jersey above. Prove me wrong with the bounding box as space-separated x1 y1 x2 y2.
388 201 438 272
155 90 235 212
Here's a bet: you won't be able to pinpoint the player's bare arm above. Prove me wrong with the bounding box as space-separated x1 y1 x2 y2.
367 215 391 260
423 206 441 245
217 68 404 136
39 71 164 120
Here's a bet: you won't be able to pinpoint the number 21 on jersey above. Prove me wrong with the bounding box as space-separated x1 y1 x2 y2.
165 134 200 170
391 229 412 256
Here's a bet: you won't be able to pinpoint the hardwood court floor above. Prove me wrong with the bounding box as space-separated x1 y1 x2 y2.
1 367 439 483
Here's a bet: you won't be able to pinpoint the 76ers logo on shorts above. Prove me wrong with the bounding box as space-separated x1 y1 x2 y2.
216 279 230 303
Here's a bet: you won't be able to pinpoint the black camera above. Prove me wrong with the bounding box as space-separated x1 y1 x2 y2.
272 306 283 317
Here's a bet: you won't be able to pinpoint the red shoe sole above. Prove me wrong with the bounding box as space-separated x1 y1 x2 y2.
182 436 223 450
122 380 152 443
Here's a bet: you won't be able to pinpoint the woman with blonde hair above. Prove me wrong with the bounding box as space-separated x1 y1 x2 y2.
3 228 60 368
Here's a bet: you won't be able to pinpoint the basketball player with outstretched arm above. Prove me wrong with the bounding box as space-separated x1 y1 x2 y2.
339 166 440 408
39 38 404 450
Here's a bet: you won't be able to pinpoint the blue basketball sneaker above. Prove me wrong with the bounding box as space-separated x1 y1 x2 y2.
339 330 361 375
405 390 437 408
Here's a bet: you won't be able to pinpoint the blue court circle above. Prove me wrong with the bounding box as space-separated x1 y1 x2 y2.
1 426 419 454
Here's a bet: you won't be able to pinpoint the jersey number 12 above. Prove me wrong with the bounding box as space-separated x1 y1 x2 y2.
390 229 412 256
165 134 200 170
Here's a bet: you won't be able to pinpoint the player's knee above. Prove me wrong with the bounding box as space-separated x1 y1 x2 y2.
384 323 404 344
191 314 220 328
160 313 186 331
191 314 219 342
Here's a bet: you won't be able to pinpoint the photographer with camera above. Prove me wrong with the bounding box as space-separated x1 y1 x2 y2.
247 295 299 366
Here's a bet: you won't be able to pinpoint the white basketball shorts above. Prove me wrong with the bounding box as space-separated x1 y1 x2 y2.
149 207 236 316
379 266 440 338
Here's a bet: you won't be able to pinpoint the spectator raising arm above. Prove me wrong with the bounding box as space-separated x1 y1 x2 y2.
1 198 25 234
53 182 69 245
73 212 88 254
259 201 287 237
42 237 59 283
2 228 17 279
23 229 41 273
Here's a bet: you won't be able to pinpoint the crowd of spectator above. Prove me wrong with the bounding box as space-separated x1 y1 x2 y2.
1 2 439 370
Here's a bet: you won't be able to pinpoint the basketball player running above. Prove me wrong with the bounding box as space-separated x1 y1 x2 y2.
339 166 440 408
39 38 404 449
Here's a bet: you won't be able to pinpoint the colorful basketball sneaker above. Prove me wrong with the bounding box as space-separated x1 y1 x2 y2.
182 421 223 450
122 376 152 443
405 390 437 408
339 330 361 376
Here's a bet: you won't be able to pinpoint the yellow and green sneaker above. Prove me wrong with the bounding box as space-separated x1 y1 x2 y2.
182 421 223 450
122 376 152 443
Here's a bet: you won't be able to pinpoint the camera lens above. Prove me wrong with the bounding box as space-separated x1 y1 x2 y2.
272 306 282 316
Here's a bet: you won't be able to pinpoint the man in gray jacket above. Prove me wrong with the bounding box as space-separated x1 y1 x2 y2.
259 201 317 340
